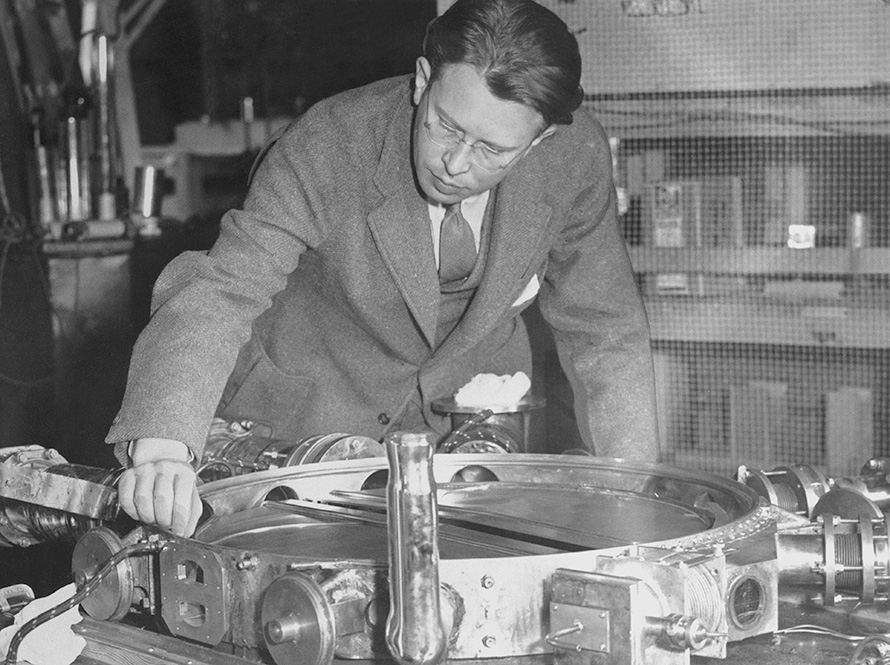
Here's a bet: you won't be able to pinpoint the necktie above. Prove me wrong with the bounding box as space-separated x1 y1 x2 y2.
438 203 477 283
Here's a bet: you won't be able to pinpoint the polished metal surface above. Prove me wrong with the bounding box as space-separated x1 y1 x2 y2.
383 432 448 665
0 447 119 520
326 481 714 551
0 446 121 546
195 457 755 557
739 465 829 518
190 454 767 661
432 396 545 453
261 572 335 665
6 444 890 665
431 396 546 415
198 419 384 482
71 527 134 622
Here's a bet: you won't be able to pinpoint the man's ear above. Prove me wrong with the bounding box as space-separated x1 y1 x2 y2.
531 125 558 147
413 57 432 106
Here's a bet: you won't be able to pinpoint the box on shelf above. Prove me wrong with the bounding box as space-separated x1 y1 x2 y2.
764 164 807 246
643 176 745 296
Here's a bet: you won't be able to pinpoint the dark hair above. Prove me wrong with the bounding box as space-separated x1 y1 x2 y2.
423 0 584 126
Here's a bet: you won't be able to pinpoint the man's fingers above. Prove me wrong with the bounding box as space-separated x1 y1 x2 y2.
117 460 199 536
131 466 159 527
117 470 137 521
152 468 177 531
171 471 199 537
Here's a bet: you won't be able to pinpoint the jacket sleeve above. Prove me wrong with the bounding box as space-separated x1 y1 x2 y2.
105 117 336 460
537 126 659 462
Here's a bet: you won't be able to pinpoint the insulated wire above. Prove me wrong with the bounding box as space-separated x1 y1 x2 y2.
3 539 169 665
774 624 864 641
774 624 890 665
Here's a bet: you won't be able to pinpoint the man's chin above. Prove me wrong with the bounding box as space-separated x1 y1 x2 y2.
418 181 449 205
421 175 465 205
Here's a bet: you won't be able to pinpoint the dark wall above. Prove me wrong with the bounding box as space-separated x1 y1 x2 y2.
131 0 436 144
0 20 72 598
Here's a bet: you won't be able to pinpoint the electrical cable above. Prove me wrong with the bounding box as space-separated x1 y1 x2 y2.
774 623 890 665
774 624 865 641
3 538 169 665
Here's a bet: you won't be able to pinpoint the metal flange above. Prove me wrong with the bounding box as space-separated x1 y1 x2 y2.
261 572 336 665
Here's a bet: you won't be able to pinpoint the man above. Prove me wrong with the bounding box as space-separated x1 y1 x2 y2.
109 0 659 537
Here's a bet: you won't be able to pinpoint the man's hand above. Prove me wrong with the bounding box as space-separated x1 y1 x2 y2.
117 438 203 537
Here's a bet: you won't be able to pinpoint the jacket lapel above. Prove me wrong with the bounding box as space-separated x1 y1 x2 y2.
367 101 441 347
434 161 553 361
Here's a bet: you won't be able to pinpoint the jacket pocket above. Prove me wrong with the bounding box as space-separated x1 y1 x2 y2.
216 340 314 436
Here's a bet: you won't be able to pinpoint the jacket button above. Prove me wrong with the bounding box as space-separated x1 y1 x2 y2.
378 413 391 425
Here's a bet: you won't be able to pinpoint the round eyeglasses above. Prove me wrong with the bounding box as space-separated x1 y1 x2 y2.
422 94 530 173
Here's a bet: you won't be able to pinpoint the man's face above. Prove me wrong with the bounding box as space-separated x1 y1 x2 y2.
412 58 554 206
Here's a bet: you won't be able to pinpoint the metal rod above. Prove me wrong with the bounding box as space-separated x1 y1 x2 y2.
66 116 82 220
97 33 115 219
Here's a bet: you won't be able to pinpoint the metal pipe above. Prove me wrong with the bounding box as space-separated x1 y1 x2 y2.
66 115 82 220
384 432 447 665
776 531 827 587
96 34 116 220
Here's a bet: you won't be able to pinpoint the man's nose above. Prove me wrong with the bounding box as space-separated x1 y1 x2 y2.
442 141 473 175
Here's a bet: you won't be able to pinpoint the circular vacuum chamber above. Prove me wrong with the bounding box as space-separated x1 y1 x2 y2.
181 454 770 662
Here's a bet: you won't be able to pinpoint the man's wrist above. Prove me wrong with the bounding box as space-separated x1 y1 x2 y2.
128 438 192 466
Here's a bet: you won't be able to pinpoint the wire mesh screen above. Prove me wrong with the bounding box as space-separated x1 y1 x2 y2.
545 0 890 476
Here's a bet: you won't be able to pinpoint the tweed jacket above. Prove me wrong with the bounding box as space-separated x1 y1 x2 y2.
107 75 658 462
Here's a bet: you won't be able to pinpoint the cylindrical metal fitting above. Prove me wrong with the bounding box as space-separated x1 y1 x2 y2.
384 432 447 665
